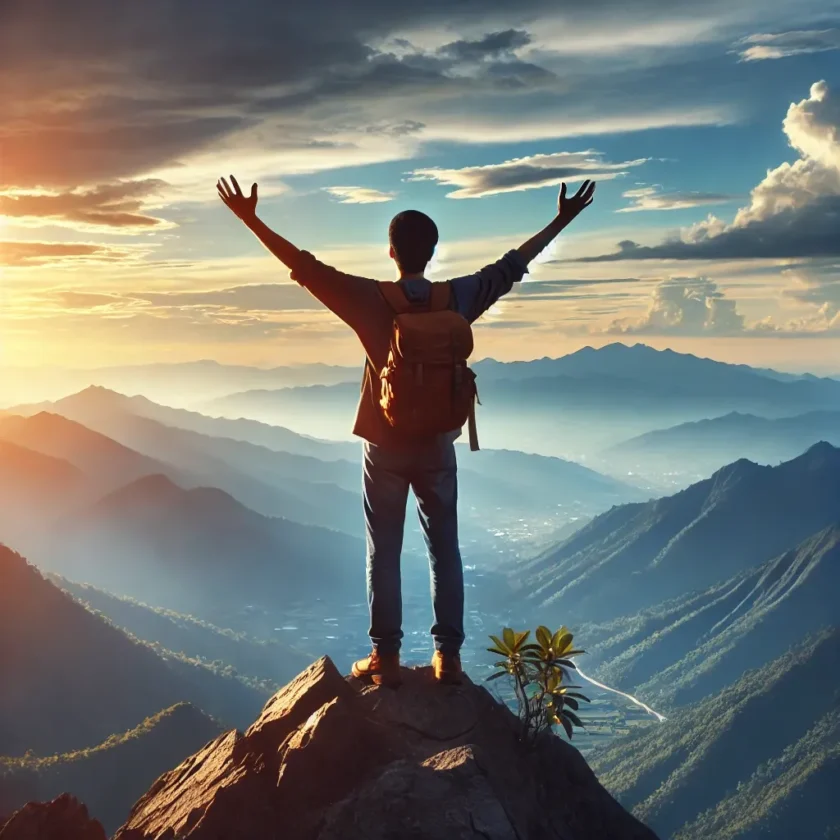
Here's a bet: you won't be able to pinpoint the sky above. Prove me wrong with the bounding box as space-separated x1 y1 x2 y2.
2 0 840 372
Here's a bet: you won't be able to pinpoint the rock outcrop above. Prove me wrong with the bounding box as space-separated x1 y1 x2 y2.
0 794 106 840
113 657 659 840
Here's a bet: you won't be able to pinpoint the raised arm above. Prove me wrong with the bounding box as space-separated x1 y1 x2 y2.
217 176 302 268
216 174 378 330
451 180 596 323
516 180 596 265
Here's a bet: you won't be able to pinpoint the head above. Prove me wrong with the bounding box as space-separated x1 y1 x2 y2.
388 210 438 275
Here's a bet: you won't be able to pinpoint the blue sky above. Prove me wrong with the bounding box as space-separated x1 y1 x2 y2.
1 0 840 370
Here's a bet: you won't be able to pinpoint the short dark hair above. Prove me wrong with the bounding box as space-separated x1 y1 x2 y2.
389 210 438 274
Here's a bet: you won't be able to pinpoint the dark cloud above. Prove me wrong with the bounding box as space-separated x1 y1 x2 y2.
0 180 170 230
0 0 746 189
583 195 840 261
439 29 531 62
0 241 129 266
411 151 645 198
508 277 640 301
585 80 840 262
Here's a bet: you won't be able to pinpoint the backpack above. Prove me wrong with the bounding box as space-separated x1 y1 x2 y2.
377 280 480 451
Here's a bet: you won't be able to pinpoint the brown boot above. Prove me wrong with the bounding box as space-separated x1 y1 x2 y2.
432 650 463 685
351 650 402 688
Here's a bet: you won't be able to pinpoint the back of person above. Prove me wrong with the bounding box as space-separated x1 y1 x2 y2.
217 173 596 688
377 278 479 451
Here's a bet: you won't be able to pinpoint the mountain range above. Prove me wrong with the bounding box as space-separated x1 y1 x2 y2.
52 577 313 685
591 629 840 839
515 442 840 625
45 473 364 620
581 522 840 708
199 344 840 455
0 360 361 408
11 386 640 529
605 409 840 481
0 703 222 835
0 544 268 756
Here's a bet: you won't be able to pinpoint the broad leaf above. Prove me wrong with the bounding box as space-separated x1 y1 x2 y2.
553 631 574 655
559 715 573 740
502 627 516 650
562 709 585 729
489 635 509 655
536 625 552 648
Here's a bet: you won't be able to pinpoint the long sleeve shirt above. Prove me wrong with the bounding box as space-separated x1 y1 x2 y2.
289 249 529 448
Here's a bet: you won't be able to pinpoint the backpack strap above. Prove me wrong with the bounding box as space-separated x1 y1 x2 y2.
378 280 452 313
429 281 452 312
378 281 412 314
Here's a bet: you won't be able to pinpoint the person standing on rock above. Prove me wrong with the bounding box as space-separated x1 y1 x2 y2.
217 175 596 687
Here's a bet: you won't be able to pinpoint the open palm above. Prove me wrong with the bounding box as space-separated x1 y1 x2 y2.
217 175 258 222
557 180 596 224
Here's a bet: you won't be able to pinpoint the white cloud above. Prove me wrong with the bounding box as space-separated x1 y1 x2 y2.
323 186 397 204
607 276 747 335
737 29 840 61
587 81 840 262
410 150 646 198
617 185 736 213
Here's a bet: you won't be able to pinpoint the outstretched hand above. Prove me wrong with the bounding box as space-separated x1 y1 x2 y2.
217 175 259 223
557 180 596 226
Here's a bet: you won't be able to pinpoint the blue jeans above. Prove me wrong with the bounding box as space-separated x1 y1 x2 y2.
362 438 465 656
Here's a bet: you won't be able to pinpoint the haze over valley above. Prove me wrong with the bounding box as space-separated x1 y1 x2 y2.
3 342 840 838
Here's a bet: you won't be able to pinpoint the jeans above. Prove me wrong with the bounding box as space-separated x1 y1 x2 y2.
362 437 465 656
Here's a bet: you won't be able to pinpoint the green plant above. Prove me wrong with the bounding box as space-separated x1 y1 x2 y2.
488 625 590 742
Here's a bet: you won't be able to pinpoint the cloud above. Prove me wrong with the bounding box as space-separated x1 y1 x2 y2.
323 186 397 204
509 277 640 301
607 276 746 335
0 2 745 193
0 180 172 232
737 29 840 61
781 266 840 323
586 81 840 261
410 151 646 198
0 241 130 267
617 185 736 212
37 283 325 315
127 284 324 312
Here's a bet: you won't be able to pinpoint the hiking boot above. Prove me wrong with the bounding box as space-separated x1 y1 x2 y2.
351 650 402 688
432 650 463 685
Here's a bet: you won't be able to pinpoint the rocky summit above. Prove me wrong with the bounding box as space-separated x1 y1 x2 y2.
2 657 659 840
0 794 106 840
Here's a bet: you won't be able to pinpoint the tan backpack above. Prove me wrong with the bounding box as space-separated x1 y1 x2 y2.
377 280 479 450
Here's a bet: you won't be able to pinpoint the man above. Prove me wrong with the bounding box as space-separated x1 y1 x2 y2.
217 175 596 687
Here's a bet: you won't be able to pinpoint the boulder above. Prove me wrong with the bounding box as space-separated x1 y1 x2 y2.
0 794 106 840
114 656 659 840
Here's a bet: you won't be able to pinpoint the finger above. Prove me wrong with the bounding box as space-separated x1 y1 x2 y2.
250 182 258 201
575 180 590 200
217 179 232 200
217 187 230 205
221 177 234 198
559 183 567 201
230 175 243 197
